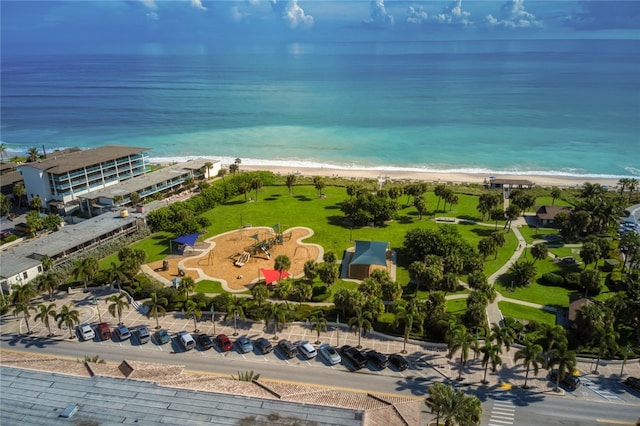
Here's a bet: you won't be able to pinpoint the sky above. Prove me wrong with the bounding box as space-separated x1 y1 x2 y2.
1 1 640 54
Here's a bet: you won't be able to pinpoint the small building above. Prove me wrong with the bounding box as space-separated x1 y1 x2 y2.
535 205 572 226
485 177 535 190
568 294 594 322
347 240 390 280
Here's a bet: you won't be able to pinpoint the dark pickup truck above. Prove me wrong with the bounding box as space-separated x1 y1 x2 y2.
340 345 367 370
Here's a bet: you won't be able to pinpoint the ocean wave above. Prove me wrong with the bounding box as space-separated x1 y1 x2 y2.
147 155 633 180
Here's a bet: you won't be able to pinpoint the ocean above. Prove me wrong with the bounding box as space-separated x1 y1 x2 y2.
1 39 639 178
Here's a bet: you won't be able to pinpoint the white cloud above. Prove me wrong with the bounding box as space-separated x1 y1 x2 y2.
406 5 428 25
271 0 314 29
191 0 206 11
364 0 394 27
485 0 541 28
432 0 471 26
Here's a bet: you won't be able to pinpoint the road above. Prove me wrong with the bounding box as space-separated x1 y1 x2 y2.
2 332 639 426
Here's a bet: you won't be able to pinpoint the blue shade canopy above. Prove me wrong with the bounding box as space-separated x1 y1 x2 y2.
173 233 199 247
350 241 388 266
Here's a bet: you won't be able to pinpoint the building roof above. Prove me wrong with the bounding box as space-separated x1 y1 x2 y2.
0 213 139 279
350 240 388 266
535 205 572 221
80 158 215 201
18 145 147 174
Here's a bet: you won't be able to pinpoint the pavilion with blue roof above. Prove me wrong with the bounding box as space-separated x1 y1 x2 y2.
348 240 389 280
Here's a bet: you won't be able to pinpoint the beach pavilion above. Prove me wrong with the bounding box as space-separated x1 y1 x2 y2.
347 240 390 280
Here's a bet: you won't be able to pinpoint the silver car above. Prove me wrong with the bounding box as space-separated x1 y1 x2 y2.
319 344 341 365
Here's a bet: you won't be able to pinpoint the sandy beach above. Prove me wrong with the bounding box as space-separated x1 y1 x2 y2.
239 164 622 189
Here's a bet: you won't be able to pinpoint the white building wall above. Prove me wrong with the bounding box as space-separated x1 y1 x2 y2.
19 166 53 205
0 264 43 295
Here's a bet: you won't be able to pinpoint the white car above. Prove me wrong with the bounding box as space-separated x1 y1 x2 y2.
297 341 317 359
319 344 341 365
78 323 95 341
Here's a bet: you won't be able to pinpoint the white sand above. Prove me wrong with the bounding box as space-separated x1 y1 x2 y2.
240 165 620 189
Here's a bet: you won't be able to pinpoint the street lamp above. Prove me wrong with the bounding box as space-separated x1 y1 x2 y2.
93 296 102 323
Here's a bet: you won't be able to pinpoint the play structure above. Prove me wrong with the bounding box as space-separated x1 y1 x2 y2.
232 224 292 268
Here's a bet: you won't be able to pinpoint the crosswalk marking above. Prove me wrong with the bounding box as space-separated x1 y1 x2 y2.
488 396 516 426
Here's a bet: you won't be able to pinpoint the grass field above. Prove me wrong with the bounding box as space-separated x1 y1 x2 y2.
498 301 557 325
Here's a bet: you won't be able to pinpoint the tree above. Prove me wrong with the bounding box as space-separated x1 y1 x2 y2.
580 242 601 269
107 293 130 324
480 341 503 384
13 301 35 335
0 142 6 160
414 195 428 221
43 213 63 232
178 276 196 299
490 322 516 353
234 157 242 173
447 324 474 381
273 255 291 281
10 282 37 306
531 242 549 263
55 303 80 339
35 303 57 337
250 283 269 308
548 343 577 392
29 195 43 213
303 260 317 280
225 296 246 336
0 193 10 217
40 255 54 272
478 237 497 260
535 323 567 366
508 259 537 287
143 292 168 329
26 147 41 162
504 204 521 230
203 161 213 179
580 269 601 298
25 210 44 235
13 182 26 210
231 370 260 382
186 299 203 332
348 306 373 349
313 176 325 197
265 302 288 339
37 272 62 300
129 192 141 206
318 262 339 288
593 327 619 374
393 299 424 354
514 337 544 388
550 187 562 206
73 257 99 291
425 382 482 426
285 174 297 196
310 310 327 344
250 175 262 201
477 192 501 220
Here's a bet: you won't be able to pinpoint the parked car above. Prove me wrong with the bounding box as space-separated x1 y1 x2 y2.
177 331 196 351
136 325 151 344
154 329 171 345
96 323 112 341
197 334 214 350
297 341 317 359
255 337 273 354
363 349 389 370
216 334 233 352
549 370 580 391
623 377 640 392
236 336 253 353
114 324 131 341
389 354 409 371
277 339 298 359
340 345 367 370
78 323 95 341
318 344 341 365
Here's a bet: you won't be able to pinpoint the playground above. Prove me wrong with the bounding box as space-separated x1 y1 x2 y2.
146 226 322 291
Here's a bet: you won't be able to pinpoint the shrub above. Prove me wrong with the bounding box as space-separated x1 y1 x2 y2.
565 272 581 289
1 234 18 244
540 272 565 286
602 259 620 272
606 271 624 291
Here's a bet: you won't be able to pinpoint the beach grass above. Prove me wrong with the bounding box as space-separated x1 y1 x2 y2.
498 301 557 325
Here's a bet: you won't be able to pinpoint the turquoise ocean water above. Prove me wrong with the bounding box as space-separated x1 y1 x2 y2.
1 39 639 178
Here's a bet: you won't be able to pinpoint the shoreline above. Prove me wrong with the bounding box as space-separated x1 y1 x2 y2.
238 164 621 189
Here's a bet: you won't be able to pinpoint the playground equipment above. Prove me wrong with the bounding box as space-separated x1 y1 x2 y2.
234 251 251 267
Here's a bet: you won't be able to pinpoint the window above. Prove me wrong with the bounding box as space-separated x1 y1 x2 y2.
38 266 43 272
23 272 28 279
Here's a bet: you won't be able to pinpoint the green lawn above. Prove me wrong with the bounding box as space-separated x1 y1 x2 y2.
194 280 249 294
498 301 557 325
446 298 467 314
99 231 173 269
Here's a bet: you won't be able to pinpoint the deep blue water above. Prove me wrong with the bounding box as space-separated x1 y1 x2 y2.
1 39 639 177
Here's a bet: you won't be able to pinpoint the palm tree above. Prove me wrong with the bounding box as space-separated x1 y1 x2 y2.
225 296 246 336
10 282 37 305
13 301 35 335
508 259 537 287
0 142 7 160
107 293 130 324
593 327 619 374
536 323 567 364
348 306 373 349
203 161 213 179
250 283 269 308
531 242 549 263
107 262 129 292
185 299 203 332
265 302 288 339
490 322 516 353
178 276 196 299
480 341 503 384
447 324 474 381
548 343 577 392
250 176 262 201
425 382 482 426
26 147 40 162
41 255 54 272
35 303 57 336
234 157 242 172
55 303 80 339
310 310 327 344
13 182 26 210
285 174 297 196
143 292 168 329
37 271 62 300
393 299 424 354
273 255 291 281
514 337 544 388
550 187 562 206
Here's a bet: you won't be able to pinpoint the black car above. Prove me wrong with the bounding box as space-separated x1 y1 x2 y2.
364 349 389 370
197 334 213 350
623 377 640 392
277 339 298 359
340 345 367 370
255 337 273 354
549 370 580 391
389 354 409 371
